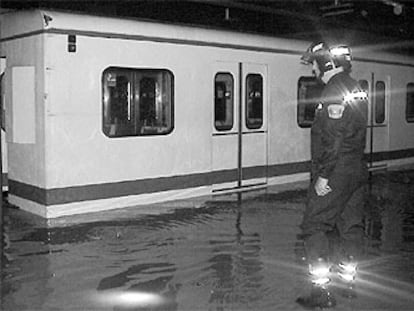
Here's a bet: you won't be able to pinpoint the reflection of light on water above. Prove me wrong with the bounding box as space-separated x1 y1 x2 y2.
89 290 165 308
355 275 414 305
353 257 414 304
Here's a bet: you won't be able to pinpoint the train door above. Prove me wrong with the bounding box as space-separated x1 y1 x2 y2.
356 72 390 170
212 61 267 192
0 57 7 190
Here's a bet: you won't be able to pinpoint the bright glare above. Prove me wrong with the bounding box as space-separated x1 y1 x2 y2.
310 266 330 277
90 290 165 308
339 262 357 274
338 272 355 282
343 91 368 102
330 46 350 56
311 277 331 286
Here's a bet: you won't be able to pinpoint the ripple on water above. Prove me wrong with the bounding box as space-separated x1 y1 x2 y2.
1 169 414 311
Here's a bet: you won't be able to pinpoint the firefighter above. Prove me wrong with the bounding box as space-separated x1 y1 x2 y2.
297 41 368 308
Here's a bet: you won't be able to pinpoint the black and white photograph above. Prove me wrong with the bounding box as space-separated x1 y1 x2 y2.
0 1 413 310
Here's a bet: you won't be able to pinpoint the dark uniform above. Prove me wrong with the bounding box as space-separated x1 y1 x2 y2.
301 71 368 263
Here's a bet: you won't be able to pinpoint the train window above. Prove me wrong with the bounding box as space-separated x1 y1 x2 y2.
214 73 234 131
102 67 174 137
406 83 414 122
297 77 323 128
374 81 386 124
246 74 263 129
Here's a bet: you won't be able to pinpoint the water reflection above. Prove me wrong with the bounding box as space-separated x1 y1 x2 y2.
91 290 167 310
97 262 178 310
366 170 414 254
207 209 264 309
0 169 413 310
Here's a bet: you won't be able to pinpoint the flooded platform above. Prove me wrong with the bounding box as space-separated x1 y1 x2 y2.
1 169 414 310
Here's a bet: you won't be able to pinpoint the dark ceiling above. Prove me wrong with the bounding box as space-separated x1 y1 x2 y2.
1 0 414 54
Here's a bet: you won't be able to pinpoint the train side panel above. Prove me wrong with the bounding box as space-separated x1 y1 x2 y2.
353 59 414 168
267 54 311 179
44 34 213 186
43 32 310 195
387 66 414 151
1 9 413 218
0 34 47 195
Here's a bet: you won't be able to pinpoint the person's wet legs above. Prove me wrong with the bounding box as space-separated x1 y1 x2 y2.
298 172 363 308
335 185 366 298
337 185 366 260
298 185 341 308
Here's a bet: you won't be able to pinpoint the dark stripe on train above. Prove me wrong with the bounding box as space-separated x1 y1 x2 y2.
9 148 414 206
0 28 302 56
369 148 414 162
8 160 309 206
2 28 414 68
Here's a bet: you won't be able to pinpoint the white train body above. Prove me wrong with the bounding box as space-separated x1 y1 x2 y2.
0 10 413 218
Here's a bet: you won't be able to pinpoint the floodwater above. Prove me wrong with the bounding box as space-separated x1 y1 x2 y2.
1 169 414 311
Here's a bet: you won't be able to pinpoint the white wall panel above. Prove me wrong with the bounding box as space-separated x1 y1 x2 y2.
12 66 35 144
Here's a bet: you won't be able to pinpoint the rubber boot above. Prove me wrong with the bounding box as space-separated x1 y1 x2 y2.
296 285 336 309
296 258 336 309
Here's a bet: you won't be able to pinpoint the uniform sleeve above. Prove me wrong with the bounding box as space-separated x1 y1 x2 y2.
317 106 348 178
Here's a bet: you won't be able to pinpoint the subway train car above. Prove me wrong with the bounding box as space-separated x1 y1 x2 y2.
0 9 413 218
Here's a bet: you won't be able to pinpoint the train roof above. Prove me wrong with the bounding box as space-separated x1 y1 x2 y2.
1 9 414 67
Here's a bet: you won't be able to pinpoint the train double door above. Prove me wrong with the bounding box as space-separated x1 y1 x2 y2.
211 61 268 192
355 71 390 170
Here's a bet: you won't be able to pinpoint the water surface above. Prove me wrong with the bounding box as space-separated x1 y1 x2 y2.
1 170 414 310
